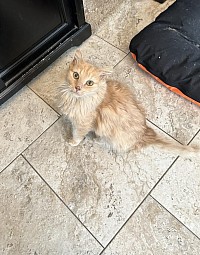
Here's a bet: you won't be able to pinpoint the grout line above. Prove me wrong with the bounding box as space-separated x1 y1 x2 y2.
187 129 200 145
150 195 200 241
146 118 185 145
149 156 179 193
21 154 104 249
95 34 129 55
0 117 60 175
0 155 21 175
98 195 150 255
27 85 61 116
21 117 60 155
113 53 130 69
99 156 179 254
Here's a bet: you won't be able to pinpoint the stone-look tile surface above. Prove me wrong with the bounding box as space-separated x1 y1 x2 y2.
28 35 126 112
132 0 176 33
111 54 200 144
101 196 200 255
0 156 102 255
83 0 124 32
152 132 200 238
96 0 176 53
23 117 178 246
0 87 59 173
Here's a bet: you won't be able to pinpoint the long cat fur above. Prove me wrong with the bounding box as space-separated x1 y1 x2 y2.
58 50 198 155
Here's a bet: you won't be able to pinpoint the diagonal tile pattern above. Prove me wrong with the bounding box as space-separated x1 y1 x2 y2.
96 0 176 53
23 117 177 246
152 132 200 238
0 87 59 172
0 156 102 255
1 0 200 254
101 196 200 255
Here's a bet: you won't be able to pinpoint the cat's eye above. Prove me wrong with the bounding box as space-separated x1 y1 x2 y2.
86 80 94 86
73 72 79 79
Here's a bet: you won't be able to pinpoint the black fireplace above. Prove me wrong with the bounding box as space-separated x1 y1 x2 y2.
0 0 91 104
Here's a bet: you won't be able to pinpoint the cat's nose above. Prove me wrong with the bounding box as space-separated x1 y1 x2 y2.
75 85 81 91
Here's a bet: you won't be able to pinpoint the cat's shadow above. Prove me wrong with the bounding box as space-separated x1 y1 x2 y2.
60 115 97 145
60 115 73 141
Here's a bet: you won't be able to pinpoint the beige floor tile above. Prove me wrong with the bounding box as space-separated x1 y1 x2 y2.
151 132 200 238
28 35 126 112
101 196 200 255
0 156 102 255
111 54 200 144
83 0 124 32
96 0 176 53
23 117 178 246
0 87 59 173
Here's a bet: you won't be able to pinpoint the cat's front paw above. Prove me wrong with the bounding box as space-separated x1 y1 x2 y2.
95 136 103 145
68 138 82 147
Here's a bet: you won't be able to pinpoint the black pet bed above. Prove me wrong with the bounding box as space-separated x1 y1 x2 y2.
129 0 200 106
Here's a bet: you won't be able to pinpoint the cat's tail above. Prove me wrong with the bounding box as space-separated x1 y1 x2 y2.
144 127 199 156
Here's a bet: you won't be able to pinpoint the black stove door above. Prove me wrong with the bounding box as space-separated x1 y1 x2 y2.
0 0 91 104
0 0 75 85
0 0 72 71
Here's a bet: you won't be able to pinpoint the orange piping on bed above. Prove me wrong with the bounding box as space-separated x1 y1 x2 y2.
131 53 200 107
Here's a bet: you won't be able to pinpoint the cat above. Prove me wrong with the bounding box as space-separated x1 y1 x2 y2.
59 50 198 155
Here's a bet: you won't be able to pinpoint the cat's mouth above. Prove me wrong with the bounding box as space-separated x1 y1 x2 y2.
73 90 84 97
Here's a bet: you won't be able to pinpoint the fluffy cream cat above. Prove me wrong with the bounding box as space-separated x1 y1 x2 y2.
59 50 198 154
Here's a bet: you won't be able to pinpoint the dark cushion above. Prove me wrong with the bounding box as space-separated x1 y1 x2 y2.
129 0 200 106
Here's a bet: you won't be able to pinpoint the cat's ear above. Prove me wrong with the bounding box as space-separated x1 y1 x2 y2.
73 50 83 64
99 67 113 78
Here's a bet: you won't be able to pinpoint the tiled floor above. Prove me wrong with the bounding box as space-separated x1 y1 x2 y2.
1 0 200 254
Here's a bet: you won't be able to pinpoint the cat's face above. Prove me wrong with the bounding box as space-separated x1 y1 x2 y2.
66 51 111 97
